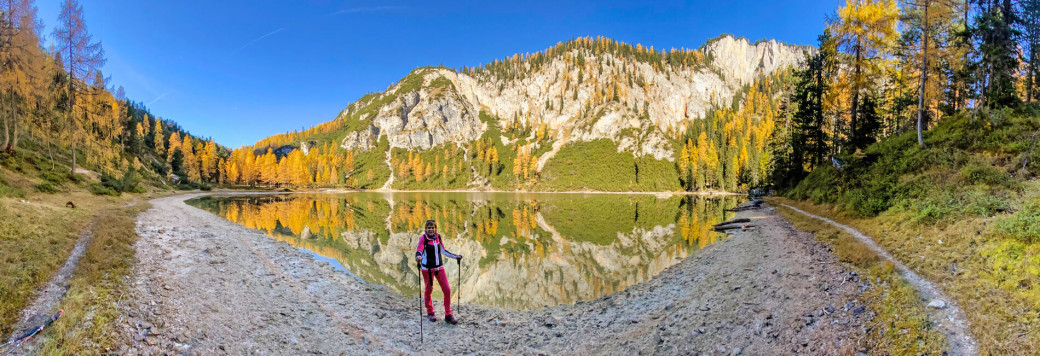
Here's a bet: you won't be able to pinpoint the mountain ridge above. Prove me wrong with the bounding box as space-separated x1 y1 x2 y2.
231 34 809 191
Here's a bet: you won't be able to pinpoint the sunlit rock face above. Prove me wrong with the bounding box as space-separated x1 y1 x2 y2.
338 35 806 163
188 192 738 309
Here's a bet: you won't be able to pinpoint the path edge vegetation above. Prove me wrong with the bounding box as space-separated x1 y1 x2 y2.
34 203 151 354
772 196 1040 354
771 201 947 354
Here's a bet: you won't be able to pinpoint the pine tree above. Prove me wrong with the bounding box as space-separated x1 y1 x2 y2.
785 31 833 182
851 94 882 149
972 0 1021 108
1022 0 1040 102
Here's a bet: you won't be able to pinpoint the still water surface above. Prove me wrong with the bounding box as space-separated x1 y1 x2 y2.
187 192 740 310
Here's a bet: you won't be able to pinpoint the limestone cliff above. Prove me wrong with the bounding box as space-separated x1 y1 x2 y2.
263 35 808 190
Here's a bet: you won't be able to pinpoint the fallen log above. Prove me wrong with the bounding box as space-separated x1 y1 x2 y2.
726 199 764 212
712 218 751 229
713 224 756 232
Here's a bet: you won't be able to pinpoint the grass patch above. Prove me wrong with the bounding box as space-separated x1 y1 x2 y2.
536 139 681 191
0 192 118 337
773 201 946 354
36 203 151 354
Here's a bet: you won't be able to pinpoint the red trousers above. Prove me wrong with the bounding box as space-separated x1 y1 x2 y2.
422 268 452 316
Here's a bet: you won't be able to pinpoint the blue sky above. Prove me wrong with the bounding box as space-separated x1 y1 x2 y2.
36 0 834 148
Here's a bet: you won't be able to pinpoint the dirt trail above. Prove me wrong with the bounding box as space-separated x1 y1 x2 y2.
780 204 977 355
118 196 879 354
4 220 95 356
5 199 138 355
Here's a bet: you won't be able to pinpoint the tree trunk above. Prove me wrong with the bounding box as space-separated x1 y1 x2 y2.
10 114 19 153
71 142 76 174
918 0 929 148
2 116 9 153
1030 34 1038 103
850 44 862 148
48 138 54 171
1 95 9 152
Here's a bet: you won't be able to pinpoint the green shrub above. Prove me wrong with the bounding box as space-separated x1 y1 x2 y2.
0 181 27 198
35 182 59 194
88 183 119 196
783 112 1034 222
960 163 1012 187
991 199 1040 244
91 169 143 196
41 171 67 184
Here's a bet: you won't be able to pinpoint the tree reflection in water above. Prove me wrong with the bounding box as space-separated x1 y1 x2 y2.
188 192 739 310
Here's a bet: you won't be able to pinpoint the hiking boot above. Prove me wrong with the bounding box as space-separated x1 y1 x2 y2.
445 314 458 325
427 313 437 322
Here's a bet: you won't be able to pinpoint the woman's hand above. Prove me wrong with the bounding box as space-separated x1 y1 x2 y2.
456 254 463 260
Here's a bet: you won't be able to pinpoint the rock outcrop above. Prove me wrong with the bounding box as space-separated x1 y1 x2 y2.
336 35 805 164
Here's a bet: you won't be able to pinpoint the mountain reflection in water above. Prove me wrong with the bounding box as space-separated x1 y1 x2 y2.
188 192 739 310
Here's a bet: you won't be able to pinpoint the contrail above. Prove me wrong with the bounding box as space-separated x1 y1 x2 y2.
236 27 285 52
146 91 172 106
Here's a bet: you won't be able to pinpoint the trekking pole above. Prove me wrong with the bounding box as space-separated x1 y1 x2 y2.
1 309 62 356
457 258 462 316
417 263 423 344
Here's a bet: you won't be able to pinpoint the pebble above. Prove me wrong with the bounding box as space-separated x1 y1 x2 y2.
927 299 946 309
852 305 866 315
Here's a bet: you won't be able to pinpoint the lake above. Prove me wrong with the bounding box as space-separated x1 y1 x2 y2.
187 192 740 310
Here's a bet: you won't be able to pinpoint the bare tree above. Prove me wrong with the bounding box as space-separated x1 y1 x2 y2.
52 0 104 173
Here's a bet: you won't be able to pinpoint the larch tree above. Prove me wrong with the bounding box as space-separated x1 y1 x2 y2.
153 117 164 156
0 0 45 154
181 136 199 182
902 0 961 147
53 0 105 173
166 130 180 163
831 0 899 151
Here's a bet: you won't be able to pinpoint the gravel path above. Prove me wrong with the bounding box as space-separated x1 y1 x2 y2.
117 195 876 355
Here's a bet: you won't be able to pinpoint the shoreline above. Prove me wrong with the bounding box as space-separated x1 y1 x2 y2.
215 187 746 197
117 195 873 354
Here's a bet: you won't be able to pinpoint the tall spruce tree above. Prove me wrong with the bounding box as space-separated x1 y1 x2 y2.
973 0 1020 108
1022 0 1040 102
785 30 833 183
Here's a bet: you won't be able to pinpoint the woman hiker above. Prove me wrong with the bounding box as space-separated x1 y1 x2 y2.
415 220 463 325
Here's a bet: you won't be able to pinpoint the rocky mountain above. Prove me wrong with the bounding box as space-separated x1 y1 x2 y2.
244 35 808 191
